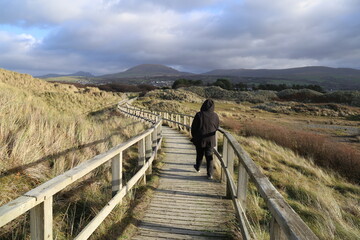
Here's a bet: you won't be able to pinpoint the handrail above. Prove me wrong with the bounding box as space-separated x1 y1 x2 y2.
127 107 319 240
0 103 163 240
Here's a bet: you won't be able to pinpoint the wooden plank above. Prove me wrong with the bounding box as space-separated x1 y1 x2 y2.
222 137 228 183
270 216 286 240
30 196 53 240
142 212 230 222
145 134 152 175
138 137 146 184
133 231 223 240
237 163 249 210
111 152 123 197
137 223 229 238
0 196 37 227
226 144 234 198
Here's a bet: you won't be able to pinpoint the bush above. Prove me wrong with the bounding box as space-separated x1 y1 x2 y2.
277 89 324 102
318 91 360 107
213 78 233 90
172 79 203 89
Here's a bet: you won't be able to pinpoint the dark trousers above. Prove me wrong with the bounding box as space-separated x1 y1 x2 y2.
195 145 214 177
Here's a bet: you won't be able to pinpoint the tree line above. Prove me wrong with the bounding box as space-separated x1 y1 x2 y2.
172 78 325 92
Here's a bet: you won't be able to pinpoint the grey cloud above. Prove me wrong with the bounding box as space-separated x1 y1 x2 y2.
1 0 360 75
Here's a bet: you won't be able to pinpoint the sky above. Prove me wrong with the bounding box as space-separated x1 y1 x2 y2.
0 0 359 76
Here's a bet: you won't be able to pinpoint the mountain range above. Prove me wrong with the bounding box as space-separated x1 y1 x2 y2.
36 64 360 90
100 64 191 78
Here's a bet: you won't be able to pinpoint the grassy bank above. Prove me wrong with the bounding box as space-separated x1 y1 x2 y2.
0 69 146 239
238 135 360 240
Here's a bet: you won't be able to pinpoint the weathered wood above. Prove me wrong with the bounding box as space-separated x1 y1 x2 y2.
30 196 53 240
222 137 228 183
151 127 157 158
145 134 152 175
237 163 249 210
226 143 235 198
138 137 146 184
0 196 37 227
270 216 285 240
111 152 123 197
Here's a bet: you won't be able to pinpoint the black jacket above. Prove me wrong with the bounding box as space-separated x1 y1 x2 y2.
191 99 220 148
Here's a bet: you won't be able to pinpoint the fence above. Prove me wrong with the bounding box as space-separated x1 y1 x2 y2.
123 104 319 240
0 104 162 240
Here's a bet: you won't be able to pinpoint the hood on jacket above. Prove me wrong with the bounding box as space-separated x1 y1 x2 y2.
200 99 215 112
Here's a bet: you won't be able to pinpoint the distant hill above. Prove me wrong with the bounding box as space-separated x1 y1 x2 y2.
204 66 360 77
36 71 94 78
203 66 360 90
99 64 192 79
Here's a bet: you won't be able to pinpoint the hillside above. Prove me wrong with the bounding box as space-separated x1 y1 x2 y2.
0 68 145 239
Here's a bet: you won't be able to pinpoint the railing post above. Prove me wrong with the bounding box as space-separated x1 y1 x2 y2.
183 116 187 132
157 123 162 150
138 138 146 184
237 163 249 210
176 115 180 129
111 152 123 197
270 216 285 240
145 134 152 175
213 132 221 176
152 127 157 158
226 143 234 198
171 114 174 127
30 196 53 240
222 137 228 183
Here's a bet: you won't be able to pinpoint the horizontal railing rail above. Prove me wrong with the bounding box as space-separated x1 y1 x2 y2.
124 106 319 240
0 103 163 240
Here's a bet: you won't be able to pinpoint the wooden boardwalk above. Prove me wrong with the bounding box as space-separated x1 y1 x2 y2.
132 127 236 240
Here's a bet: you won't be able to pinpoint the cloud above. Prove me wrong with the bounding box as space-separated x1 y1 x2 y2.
0 0 359 75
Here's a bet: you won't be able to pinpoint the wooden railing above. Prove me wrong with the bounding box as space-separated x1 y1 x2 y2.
0 104 162 240
124 105 319 240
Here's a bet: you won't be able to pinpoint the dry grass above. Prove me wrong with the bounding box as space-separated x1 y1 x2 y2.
0 69 146 239
237 136 360 240
242 120 360 183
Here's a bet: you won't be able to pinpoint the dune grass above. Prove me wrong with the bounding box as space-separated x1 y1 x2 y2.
0 69 146 239
237 135 360 240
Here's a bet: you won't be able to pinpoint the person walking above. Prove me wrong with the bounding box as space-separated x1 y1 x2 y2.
191 99 219 179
